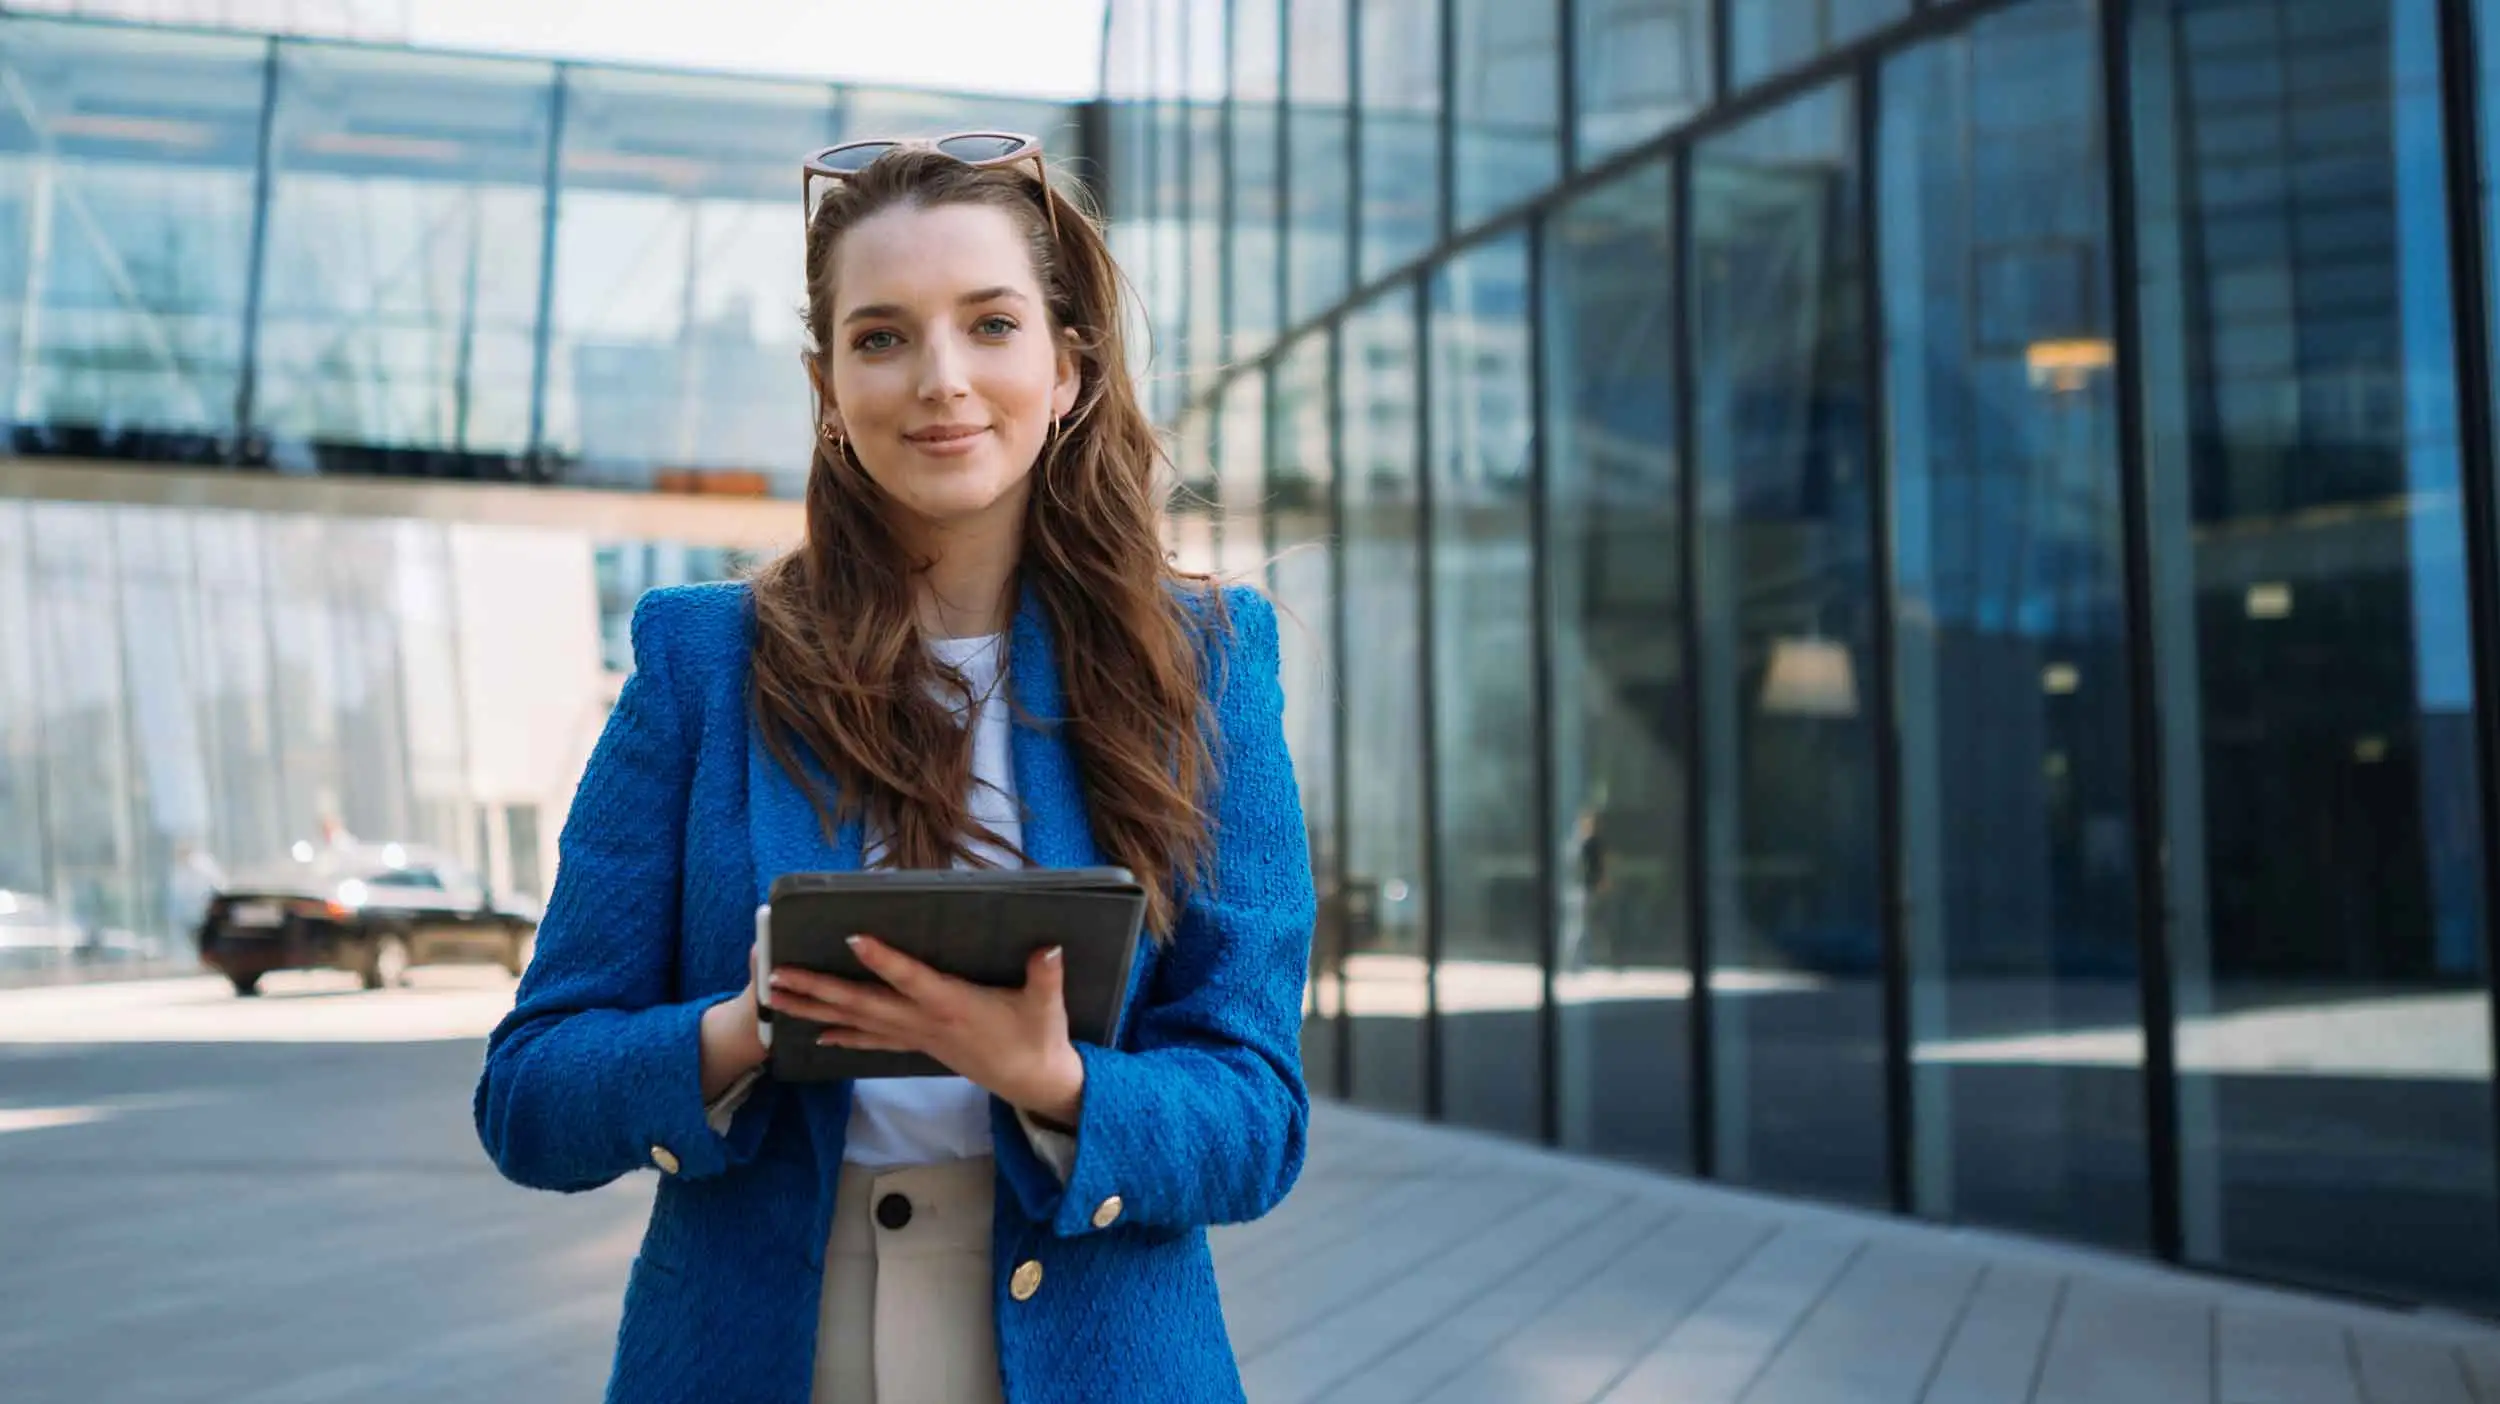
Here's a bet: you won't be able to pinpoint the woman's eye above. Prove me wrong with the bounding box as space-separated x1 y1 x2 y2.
975 315 1018 337
854 329 900 353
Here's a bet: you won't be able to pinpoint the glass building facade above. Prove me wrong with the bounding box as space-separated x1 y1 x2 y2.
0 15 1085 498
1104 0 2500 1315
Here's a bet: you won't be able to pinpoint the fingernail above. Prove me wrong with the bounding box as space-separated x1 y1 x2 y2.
1045 946 1064 965
767 972 787 988
845 935 864 950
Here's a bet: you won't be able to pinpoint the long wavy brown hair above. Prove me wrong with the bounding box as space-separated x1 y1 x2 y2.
747 147 1218 939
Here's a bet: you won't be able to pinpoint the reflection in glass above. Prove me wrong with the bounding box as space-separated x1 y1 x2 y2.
1574 0 1713 164
1340 286 1430 1114
187 513 285 881
1217 373 1270 579
1231 0 1283 359
1357 0 1442 281
1287 0 1352 323
1543 158 1689 1168
254 46 553 472
1690 85 1886 1205
0 21 264 452
1431 235 1541 1138
1451 0 1559 228
1271 334 1341 1091
1186 0 1229 404
30 506 140 944
0 508 39 899
2132 0 2499 1306
1728 0 1908 90
543 69 834 496
1882 0 2147 1250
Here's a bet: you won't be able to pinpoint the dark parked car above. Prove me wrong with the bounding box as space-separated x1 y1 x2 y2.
198 843 539 997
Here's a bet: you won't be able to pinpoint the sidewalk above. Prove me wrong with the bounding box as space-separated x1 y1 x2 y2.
1222 1103 2500 1404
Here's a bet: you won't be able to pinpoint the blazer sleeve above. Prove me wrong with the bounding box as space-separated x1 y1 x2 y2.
993 587 1316 1236
473 590 772 1193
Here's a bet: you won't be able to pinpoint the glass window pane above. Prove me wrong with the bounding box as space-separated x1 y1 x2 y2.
1543 156 1689 1170
1288 0 1351 323
255 45 555 472
1340 285 1428 1114
190 511 283 873
1729 0 1909 90
1452 0 1559 229
543 69 835 496
1217 373 1268 578
1431 233 1540 1138
1574 0 1713 164
1271 333 1340 1091
1231 0 1283 359
30 505 141 945
2134 0 2500 1307
115 508 208 949
0 506 43 899
1883 0 2148 1251
0 21 265 455
1187 0 1227 404
1358 0 1442 281
1690 83 1886 1205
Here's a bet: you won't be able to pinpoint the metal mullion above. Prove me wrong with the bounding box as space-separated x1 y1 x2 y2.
1220 0 1239 367
1526 215 1560 1147
232 38 280 456
1438 0 1457 241
1348 0 1366 280
2435 0 2500 1265
1414 274 1444 1121
1673 147 1715 1181
2101 0 2185 1264
524 64 569 475
1326 324 1354 1099
1277 0 1294 332
1558 0 1579 175
1856 57 1914 1220
1712 0 1734 106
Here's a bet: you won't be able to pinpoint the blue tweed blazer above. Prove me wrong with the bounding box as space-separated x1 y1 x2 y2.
473 579 1314 1404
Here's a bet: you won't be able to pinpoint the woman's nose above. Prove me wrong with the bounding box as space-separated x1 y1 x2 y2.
917 335 971 401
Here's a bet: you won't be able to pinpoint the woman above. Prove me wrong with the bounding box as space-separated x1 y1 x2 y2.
473 135 1314 1404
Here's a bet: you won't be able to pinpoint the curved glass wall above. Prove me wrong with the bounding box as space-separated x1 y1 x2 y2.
0 13 1084 495
1107 0 2500 1315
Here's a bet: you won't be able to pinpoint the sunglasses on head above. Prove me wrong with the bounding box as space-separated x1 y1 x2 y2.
801 131 1057 240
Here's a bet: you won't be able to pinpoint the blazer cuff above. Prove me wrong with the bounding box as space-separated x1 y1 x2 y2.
704 1066 765 1137
1013 1107 1078 1183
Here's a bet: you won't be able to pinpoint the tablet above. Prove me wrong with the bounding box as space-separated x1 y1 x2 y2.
757 867 1149 1082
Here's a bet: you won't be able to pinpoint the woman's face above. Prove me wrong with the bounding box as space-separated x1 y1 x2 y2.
813 200 1079 534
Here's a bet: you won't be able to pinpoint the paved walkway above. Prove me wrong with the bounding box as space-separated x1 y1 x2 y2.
1221 1103 2500 1404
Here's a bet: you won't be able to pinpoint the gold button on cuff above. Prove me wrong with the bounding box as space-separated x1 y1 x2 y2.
649 1145 681 1175
1009 1259 1044 1302
1091 1195 1123 1229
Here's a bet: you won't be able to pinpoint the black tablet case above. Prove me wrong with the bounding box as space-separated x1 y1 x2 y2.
763 867 1149 1082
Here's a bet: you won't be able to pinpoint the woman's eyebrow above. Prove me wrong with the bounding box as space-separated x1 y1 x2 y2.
842 288 1028 327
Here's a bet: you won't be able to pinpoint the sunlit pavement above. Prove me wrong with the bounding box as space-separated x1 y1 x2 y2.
11 975 2500 1402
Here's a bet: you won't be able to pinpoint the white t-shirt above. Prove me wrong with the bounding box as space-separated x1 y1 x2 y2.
841 631 1019 1169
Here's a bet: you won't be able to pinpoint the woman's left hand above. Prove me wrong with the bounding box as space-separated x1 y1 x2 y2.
766 938 1086 1126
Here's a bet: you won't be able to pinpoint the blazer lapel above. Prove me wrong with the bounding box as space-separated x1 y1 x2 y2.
1008 587 1160 1028
746 712 861 1187
1008 584 1105 872
746 720 862 905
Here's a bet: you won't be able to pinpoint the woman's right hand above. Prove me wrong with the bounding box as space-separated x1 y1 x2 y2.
697 940 770 1101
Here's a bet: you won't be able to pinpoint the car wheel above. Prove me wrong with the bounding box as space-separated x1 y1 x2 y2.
230 973 262 998
501 927 535 978
363 933 411 991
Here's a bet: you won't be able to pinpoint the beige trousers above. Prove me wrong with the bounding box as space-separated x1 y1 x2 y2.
815 1156 1006 1404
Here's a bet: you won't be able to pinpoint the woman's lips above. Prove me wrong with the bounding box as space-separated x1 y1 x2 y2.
904 425 988 457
